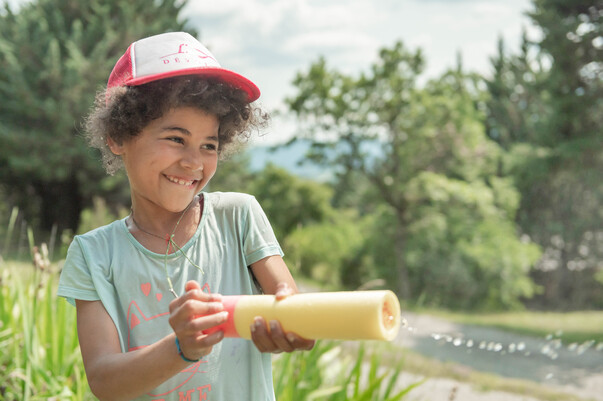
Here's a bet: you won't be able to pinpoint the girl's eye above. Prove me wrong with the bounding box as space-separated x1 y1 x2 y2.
202 143 218 151
168 137 184 144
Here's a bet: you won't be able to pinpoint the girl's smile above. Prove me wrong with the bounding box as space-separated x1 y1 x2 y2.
165 174 199 187
107 107 220 227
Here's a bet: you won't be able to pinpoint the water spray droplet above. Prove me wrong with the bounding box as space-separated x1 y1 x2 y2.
545 373 554 380
466 339 474 348
517 342 526 351
576 340 595 355
453 338 463 347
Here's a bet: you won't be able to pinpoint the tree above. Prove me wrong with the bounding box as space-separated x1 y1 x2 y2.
286 42 539 308
249 164 334 240
206 151 255 194
286 43 425 299
485 33 551 148
529 0 602 145
0 0 193 232
283 208 369 289
485 0 603 309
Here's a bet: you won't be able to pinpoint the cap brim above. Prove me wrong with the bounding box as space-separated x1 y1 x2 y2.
126 67 261 102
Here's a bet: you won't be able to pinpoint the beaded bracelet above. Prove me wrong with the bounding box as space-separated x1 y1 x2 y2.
175 337 200 363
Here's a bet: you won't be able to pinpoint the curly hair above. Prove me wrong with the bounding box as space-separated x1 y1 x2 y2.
85 76 269 175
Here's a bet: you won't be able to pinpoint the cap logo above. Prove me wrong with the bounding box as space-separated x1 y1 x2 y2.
160 43 217 66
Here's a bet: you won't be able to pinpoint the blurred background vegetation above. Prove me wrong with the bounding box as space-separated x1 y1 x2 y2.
0 0 601 313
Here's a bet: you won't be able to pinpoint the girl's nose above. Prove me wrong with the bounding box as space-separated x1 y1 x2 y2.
181 150 204 171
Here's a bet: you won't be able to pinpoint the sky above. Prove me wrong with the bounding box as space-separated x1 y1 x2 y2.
4 0 537 145
183 0 537 144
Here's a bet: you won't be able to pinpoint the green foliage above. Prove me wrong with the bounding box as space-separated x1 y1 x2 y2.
0 0 193 231
76 196 128 235
0 261 418 400
287 41 538 309
484 0 603 309
274 341 422 401
2 205 19 256
283 209 370 288
0 264 92 400
250 164 334 239
366 173 541 310
528 0 602 144
207 151 255 193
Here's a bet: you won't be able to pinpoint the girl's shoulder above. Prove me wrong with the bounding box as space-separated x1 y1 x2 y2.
72 218 126 247
204 191 257 210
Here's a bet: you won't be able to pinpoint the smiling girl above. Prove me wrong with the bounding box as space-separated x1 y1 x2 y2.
57 32 313 401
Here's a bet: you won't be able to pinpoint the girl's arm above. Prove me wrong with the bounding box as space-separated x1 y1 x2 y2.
76 282 226 401
249 255 316 353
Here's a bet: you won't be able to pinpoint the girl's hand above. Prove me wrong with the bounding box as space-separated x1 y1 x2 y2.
250 282 316 353
168 281 228 361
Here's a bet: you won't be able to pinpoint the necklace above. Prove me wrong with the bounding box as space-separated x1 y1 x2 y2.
130 215 171 241
129 196 204 298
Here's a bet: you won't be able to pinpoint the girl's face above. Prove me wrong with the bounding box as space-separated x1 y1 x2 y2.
108 107 219 215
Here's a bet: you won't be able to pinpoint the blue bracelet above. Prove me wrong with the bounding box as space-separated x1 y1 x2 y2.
175 337 200 363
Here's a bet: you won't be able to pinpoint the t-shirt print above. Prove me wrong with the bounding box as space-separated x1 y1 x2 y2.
127 281 213 400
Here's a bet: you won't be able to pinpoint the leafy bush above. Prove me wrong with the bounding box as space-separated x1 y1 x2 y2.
367 172 541 310
283 209 370 288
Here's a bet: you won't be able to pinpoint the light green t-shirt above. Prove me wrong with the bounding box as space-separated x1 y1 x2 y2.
58 192 282 401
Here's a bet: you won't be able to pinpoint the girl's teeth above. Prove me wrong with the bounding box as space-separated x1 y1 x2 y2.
167 176 194 186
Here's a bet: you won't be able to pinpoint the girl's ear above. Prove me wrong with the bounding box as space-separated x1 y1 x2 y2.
106 135 124 155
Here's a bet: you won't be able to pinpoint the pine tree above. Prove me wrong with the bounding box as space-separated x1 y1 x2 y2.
485 0 603 308
0 0 194 231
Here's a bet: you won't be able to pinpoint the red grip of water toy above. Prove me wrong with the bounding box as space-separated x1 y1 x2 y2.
201 296 242 338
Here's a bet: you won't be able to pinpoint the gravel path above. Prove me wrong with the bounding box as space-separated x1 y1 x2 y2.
394 312 603 401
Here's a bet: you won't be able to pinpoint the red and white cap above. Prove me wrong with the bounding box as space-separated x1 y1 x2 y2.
107 32 260 102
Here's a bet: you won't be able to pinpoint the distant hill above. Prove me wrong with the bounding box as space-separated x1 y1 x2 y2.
245 139 383 181
246 140 334 181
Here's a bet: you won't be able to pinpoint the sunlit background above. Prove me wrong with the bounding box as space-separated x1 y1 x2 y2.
184 0 535 144
1 0 601 400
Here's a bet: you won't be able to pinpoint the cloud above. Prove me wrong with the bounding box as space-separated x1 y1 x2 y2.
283 29 377 61
183 0 533 122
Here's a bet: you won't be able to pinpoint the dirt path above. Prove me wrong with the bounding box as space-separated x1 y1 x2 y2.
394 312 603 401
295 283 602 400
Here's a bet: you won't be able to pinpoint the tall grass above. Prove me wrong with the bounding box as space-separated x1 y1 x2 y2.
1 260 418 400
274 341 422 401
0 263 92 400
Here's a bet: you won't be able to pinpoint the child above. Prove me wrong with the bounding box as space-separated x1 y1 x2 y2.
57 32 314 401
